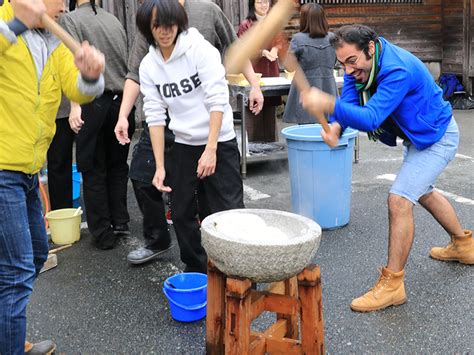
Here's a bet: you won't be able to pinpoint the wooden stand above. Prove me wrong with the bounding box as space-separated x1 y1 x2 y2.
206 262 324 355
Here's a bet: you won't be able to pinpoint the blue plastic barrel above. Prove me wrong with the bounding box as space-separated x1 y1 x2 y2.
282 124 359 230
72 164 81 201
163 273 207 322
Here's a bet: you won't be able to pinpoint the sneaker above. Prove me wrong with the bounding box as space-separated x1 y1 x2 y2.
127 244 174 265
166 210 173 225
25 340 56 354
113 223 130 236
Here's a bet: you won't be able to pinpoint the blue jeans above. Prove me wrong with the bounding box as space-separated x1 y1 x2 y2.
0 171 49 355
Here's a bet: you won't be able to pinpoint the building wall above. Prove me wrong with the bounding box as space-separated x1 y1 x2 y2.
471 0 474 77
284 0 473 92
103 0 473 93
437 0 472 92
285 0 443 62
441 0 463 74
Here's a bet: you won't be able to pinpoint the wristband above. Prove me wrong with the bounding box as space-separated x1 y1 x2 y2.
81 75 99 84
7 18 28 36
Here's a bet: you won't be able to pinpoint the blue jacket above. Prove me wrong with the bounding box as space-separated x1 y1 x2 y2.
332 37 452 150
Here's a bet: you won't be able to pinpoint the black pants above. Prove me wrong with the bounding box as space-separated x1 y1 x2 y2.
79 94 135 245
171 139 244 273
131 179 171 250
46 117 75 210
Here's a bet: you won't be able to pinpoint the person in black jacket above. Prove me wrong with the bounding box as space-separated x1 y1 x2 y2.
64 0 135 250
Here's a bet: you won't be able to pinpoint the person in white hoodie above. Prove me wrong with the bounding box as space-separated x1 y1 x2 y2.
136 0 244 273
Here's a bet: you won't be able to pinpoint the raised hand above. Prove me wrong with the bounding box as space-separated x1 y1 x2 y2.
10 0 46 29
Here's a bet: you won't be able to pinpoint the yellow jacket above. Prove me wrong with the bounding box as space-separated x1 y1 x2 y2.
0 3 98 174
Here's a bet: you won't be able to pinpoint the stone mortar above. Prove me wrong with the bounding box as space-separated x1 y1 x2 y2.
201 209 321 282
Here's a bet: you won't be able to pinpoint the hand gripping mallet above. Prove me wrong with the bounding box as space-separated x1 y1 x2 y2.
224 0 330 133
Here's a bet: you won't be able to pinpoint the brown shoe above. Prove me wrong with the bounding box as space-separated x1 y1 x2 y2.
351 267 407 312
430 230 474 265
25 340 56 354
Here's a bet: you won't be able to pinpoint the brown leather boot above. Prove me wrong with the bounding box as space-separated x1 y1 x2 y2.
430 230 474 264
351 267 407 312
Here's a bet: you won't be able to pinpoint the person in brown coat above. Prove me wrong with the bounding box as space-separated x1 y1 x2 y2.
238 0 284 142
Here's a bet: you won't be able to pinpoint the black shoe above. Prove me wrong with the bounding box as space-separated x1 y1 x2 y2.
95 231 117 250
184 265 207 274
113 223 130 236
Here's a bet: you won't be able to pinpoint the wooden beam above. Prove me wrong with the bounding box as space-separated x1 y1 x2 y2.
297 265 325 355
277 277 299 339
249 335 266 354
225 277 252 355
264 293 299 316
266 281 285 294
264 319 288 338
251 290 266 321
206 262 226 355
266 337 301 354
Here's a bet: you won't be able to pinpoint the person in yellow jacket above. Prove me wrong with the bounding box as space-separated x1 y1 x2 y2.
0 1 105 353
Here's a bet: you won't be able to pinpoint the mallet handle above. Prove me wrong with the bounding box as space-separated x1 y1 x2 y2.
224 0 295 74
41 14 81 54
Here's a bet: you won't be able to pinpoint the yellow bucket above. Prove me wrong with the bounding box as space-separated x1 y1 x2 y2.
45 208 82 245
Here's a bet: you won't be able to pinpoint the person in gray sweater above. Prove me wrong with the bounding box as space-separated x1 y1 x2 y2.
283 3 337 125
114 0 263 266
62 0 135 250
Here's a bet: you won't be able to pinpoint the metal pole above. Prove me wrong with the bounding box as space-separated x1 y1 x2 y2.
240 93 247 179
354 134 360 164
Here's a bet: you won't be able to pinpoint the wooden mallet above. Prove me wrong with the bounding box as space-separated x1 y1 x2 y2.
41 13 81 54
224 0 330 133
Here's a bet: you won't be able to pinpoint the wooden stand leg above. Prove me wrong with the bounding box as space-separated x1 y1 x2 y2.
276 276 298 339
206 261 226 355
206 264 325 354
225 277 252 355
297 265 325 355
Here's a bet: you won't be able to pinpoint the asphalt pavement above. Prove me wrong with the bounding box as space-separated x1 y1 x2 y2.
28 110 473 353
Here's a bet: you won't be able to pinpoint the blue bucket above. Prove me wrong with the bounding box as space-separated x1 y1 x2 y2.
282 124 358 230
163 273 207 322
72 164 81 201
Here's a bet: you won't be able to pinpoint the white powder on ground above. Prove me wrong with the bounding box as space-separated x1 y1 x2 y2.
214 213 289 244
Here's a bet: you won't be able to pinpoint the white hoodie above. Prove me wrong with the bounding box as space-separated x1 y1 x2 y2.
139 28 235 146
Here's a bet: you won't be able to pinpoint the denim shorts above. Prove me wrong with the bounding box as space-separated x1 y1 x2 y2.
390 117 459 204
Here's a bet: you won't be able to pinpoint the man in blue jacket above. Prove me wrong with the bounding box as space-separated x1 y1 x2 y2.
301 24 473 312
